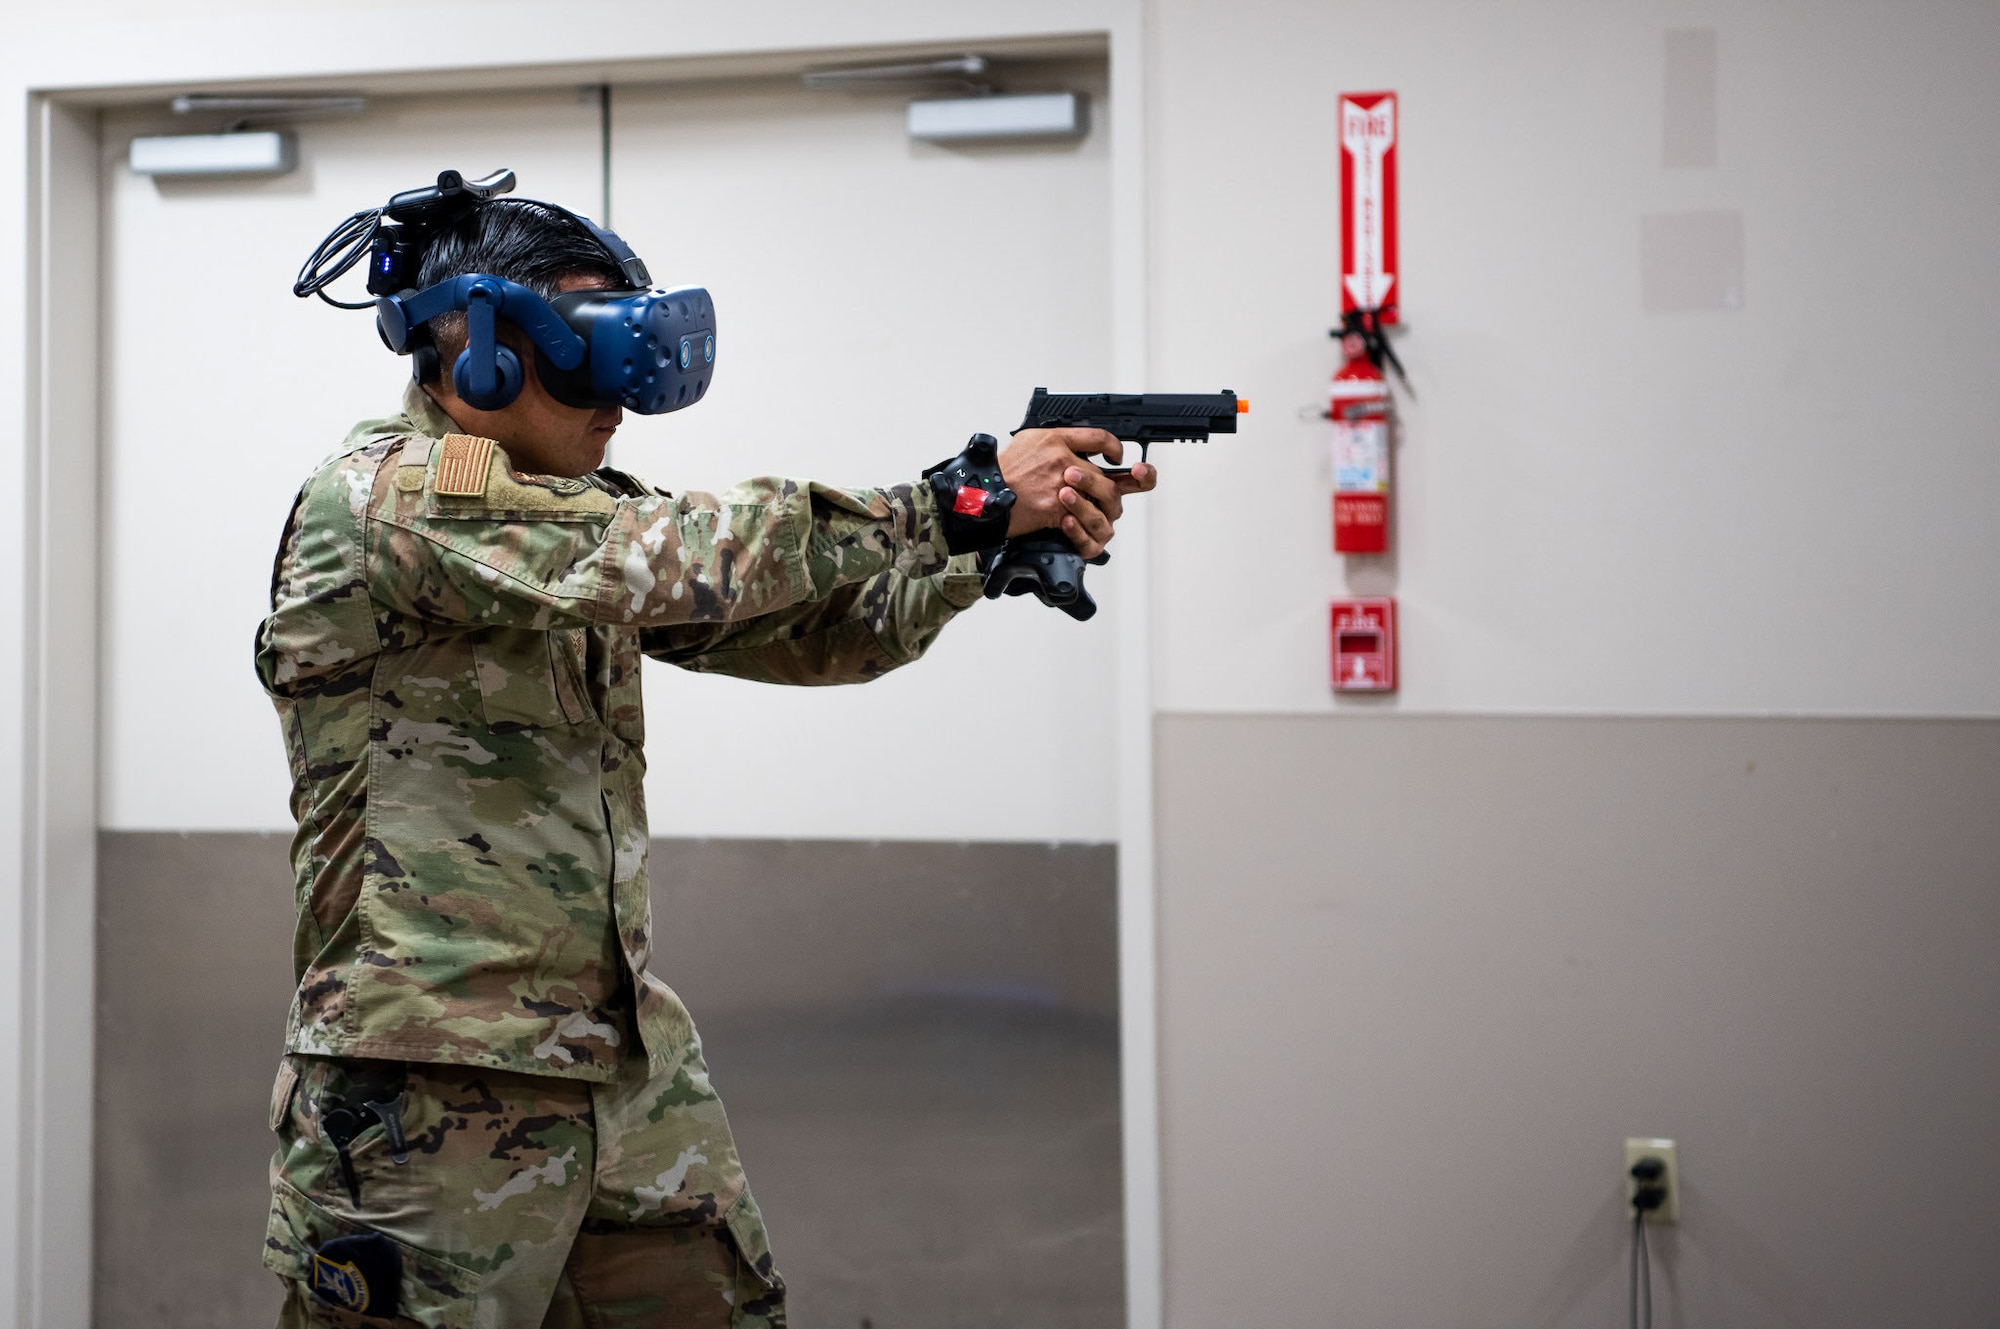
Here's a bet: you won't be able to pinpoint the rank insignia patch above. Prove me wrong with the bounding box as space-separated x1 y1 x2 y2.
435 433 496 497
310 1233 401 1318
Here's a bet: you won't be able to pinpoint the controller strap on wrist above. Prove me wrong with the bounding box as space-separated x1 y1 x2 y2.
923 433 1016 554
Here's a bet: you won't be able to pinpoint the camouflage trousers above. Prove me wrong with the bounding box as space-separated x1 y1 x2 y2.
263 1037 785 1329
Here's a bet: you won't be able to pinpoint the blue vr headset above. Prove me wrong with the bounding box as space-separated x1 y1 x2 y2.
295 168 715 415
375 273 717 414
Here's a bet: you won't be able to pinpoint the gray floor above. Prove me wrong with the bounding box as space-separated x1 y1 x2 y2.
94 832 1122 1328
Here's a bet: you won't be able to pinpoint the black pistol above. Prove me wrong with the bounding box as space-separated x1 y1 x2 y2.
984 388 1246 620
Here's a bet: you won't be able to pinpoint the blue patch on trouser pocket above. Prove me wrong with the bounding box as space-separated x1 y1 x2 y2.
311 1233 401 1319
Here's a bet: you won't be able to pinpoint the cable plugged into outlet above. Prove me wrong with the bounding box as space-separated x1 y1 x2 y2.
1625 1139 1677 1329
1625 1137 1678 1223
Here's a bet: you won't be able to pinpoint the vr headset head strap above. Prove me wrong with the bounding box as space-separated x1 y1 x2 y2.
578 219 652 289
504 197 653 290
379 275 588 368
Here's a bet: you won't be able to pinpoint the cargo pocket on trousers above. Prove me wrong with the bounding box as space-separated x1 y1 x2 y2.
264 1178 479 1329
723 1189 785 1325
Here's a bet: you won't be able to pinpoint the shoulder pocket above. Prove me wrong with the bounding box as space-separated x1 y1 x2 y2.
263 1178 479 1329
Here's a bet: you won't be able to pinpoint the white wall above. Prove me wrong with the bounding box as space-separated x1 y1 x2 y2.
1151 0 2000 716
1137 4 2000 1327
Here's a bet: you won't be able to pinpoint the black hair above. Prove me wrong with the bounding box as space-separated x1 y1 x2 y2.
414 200 626 381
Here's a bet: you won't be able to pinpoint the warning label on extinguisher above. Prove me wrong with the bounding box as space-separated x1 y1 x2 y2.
1333 420 1388 493
1329 367 1391 553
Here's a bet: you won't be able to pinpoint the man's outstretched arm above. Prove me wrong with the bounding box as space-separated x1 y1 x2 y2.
639 557 984 686
361 427 1145 632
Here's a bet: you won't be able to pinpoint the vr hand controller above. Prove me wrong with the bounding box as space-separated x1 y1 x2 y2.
294 168 715 416
982 532 1111 621
981 389 1247 621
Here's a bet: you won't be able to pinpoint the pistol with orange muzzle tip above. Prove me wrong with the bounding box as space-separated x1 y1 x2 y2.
983 388 1247 621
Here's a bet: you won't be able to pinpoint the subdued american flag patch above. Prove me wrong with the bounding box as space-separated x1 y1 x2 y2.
434 434 495 497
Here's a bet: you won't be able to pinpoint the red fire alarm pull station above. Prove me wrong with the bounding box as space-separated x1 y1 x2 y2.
1331 598 1397 692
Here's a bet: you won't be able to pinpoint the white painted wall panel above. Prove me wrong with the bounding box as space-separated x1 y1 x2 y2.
608 71 1116 841
98 90 602 830
1150 0 2000 716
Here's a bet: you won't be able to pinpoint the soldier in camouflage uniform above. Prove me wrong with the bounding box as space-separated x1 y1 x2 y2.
257 198 1150 1327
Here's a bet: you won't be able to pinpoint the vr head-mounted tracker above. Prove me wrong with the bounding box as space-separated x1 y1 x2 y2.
294 167 715 415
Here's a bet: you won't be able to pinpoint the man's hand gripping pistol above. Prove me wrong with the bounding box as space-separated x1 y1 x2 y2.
984 388 1246 621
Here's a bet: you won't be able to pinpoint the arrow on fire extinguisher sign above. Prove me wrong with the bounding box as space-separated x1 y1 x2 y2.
1340 91 1399 323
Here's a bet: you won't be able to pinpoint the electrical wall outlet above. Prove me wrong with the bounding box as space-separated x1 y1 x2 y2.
1625 1137 1679 1224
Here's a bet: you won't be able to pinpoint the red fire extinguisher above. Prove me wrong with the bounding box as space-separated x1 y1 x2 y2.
1329 319 1392 554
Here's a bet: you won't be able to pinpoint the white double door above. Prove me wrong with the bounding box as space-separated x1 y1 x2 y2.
100 71 1114 842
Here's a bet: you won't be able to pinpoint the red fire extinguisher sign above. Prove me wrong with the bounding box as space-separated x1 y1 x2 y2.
1334 89 1399 555
1340 91 1399 322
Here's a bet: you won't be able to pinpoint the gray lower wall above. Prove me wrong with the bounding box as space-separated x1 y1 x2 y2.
1155 714 2000 1329
96 832 297 1329
645 837 1120 1019
98 715 2000 1328
95 833 1119 1329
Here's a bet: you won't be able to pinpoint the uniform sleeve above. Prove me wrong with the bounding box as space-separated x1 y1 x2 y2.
639 556 985 686
367 435 954 630
257 438 395 697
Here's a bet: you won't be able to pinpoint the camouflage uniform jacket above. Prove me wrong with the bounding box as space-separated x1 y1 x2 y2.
257 382 981 1082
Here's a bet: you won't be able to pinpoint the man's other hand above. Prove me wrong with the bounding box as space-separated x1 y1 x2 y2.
998 428 1158 559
